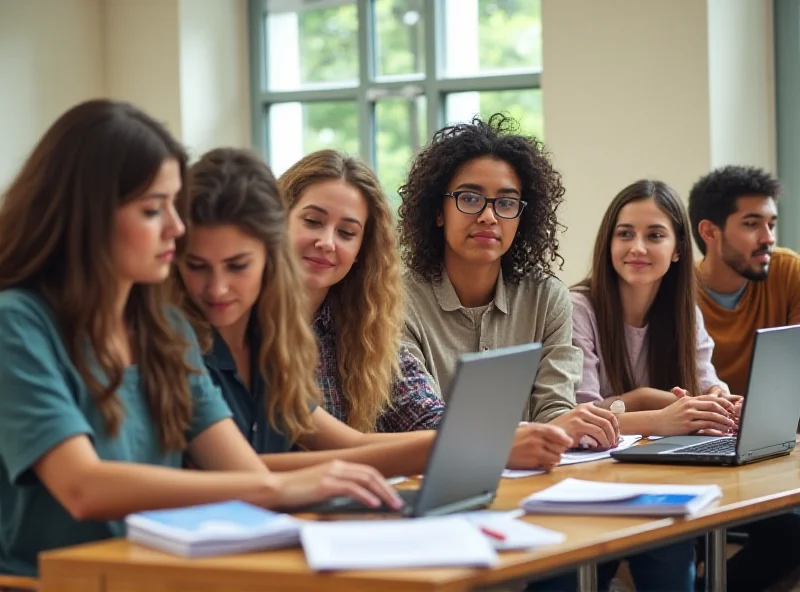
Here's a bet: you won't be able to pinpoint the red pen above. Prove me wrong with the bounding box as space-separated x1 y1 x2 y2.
479 525 507 541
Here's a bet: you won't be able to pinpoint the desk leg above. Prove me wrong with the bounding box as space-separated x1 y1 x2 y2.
705 528 727 592
578 563 598 592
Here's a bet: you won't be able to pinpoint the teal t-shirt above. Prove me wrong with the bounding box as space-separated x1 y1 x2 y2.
0 289 233 576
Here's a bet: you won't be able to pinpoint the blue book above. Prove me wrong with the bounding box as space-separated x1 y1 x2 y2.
520 478 722 516
126 500 302 557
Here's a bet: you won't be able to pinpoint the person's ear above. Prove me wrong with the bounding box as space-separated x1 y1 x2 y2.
436 210 444 227
698 219 719 248
671 250 680 263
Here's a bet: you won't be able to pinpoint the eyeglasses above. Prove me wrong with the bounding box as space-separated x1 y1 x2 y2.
443 191 527 220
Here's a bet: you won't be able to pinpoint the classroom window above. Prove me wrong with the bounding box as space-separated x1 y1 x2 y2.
250 0 542 201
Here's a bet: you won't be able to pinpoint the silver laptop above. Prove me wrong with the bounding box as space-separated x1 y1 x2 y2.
302 342 543 517
611 325 800 466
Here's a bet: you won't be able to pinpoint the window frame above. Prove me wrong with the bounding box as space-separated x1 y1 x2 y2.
248 0 542 174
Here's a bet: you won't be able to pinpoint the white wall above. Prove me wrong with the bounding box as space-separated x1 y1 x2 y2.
0 0 251 191
707 0 775 171
178 0 251 160
542 0 776 284
104 0 183 138
542 0 713 283
0 0 105 189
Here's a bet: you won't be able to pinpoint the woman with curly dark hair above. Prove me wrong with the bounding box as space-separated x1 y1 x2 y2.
398 113 618 449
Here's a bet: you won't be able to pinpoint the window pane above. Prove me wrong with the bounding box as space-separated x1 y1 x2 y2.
375 0 426 80
376 97 427 208
268 101 359 177
266 0 358 90
443 0 542 78
445 89 543 139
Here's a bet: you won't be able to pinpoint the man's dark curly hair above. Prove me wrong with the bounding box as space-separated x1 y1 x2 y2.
397 113 565 284
688 165 781 255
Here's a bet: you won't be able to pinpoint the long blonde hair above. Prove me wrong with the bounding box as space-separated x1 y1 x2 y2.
172 148 319 442
279 150 403 432
0 99 195 452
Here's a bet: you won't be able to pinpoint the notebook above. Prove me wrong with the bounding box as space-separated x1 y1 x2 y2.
300 516 498 571
126 500 302 557
520 478 722 516
502 434 643 478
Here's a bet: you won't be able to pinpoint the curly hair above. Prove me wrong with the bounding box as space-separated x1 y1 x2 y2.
397 113 565 283
171 148 320 443
0 99 194 452
688 165 781 255
279 150 403 433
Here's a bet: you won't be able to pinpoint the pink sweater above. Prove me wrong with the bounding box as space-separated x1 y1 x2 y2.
571 291 727 404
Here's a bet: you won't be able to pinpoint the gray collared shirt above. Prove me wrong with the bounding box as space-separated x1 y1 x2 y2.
402 268 581 422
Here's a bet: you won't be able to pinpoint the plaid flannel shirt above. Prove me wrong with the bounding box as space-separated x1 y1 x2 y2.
313 300 444 432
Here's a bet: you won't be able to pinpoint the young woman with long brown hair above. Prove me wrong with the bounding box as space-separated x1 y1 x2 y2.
0 101 399 577
551 179 740 592
571 179 739 436
173 147 569 476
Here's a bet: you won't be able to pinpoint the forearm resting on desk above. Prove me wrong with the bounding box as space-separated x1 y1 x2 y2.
36 450 279 521
261 433 434 477
596 388 678 412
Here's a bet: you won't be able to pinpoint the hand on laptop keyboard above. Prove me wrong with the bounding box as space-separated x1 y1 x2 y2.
655 394 736 436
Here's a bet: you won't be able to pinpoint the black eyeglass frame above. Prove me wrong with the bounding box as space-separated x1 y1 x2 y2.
443 191 528 220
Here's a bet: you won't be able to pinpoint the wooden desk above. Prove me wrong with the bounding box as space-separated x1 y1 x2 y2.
39 452 800 592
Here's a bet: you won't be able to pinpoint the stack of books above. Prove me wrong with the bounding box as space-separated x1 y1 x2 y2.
126 500 302 557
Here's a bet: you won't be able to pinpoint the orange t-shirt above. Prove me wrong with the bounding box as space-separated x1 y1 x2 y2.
697 247 800 396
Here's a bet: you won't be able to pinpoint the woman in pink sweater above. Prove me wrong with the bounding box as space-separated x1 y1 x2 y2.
541 180 739 592
572 179 739 437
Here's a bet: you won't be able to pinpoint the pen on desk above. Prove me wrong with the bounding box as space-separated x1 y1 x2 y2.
479 526 507 541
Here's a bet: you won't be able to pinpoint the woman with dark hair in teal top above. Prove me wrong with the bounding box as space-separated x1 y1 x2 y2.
0 100 401 577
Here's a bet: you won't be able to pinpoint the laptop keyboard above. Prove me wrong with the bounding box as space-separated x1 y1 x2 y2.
663 437 736 456
297 489 418 514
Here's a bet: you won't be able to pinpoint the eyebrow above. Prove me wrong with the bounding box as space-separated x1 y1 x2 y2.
301 204 364 227
615 223 670 230
141 191 177 200
186 251 253 263
741 212 778 221
455 183 521 196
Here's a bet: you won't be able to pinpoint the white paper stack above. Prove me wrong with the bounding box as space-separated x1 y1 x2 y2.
300 515 498 571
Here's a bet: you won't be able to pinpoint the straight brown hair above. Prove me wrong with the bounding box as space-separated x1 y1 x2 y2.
0 99 195 451
575 180 700 397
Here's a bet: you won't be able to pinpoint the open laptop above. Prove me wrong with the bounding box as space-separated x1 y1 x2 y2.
611 324 800 466
300 342 543 517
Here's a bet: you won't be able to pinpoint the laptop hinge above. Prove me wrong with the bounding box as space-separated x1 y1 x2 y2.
414 492 495 517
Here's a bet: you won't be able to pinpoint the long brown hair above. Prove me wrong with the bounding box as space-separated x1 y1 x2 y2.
0 99 194 451
172 148 319 442
575 180 699 396
279 150 402 433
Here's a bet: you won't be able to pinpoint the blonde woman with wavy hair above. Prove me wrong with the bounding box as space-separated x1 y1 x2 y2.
279 150 443 433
